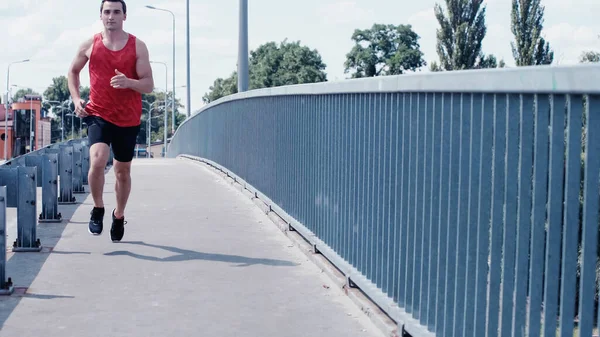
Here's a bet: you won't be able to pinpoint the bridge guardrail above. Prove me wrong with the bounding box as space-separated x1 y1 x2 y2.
169 64 600 337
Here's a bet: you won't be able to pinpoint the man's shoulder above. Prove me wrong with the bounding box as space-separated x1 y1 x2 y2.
132 34 147 48
82 33 99 47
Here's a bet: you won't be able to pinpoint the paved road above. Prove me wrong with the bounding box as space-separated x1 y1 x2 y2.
0 158 383 337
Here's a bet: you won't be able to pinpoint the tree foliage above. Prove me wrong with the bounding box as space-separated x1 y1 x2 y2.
203 40 327 103
579 51 600 63
39 76 183 144
434 0 489 70
343 24 426 78
510 0 553 66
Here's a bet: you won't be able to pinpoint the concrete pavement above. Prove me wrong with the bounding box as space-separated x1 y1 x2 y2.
0 158 385 337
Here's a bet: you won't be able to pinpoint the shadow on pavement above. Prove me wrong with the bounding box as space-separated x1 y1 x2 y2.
104 241 298 267
0 190 91 328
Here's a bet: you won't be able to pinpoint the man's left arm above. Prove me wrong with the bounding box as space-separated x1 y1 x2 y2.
120 39 154 94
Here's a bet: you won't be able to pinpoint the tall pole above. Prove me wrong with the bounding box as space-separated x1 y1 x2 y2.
238 0 249 92
150 61 169 157
29 98 32 151
186 0 191 117
4 59 29 160
145 5 177 133
171 13 176 134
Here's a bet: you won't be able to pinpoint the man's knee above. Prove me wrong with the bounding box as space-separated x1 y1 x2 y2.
114 162 131 183
90 143 109 170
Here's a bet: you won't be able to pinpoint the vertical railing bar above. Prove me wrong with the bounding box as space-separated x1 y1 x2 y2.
574 93 599 335
463 92 482 337
427 92 440 332
435 92 449 334
558 94 583 337
487 93 506 337
412 92 423 318
391 92 400 302
398 92 408 307
542 93 564 337
361 93 368 275
526 94 549 337
452 91 471 337
511 93 535 337
444 92 461 337
384 93 393 296
474 93 494 337
406 92 415 313
500 94 520 337
374 93 383 288
399 92 409 308
419 92 431 324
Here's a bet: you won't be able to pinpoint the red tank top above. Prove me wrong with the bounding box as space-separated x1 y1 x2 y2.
86 32 142 127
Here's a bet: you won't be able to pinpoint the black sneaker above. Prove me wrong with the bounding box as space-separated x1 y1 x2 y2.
110 209 127 242
88 207 104 235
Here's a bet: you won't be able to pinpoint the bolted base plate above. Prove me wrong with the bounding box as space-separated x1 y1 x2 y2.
38 218 62 223
12 246 43 252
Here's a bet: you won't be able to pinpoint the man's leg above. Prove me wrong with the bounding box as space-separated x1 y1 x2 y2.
113 160 132 219
89 143 110 208
109 123 139 242
86 117 111 235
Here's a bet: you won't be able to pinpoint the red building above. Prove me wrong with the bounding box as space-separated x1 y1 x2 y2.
0 95 52 159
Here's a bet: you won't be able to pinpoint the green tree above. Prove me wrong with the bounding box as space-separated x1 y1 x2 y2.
43 76 89 142
141 91 184 145
344 24 425 78
203 40 327 103
510 0 554 66
476 54 506 69
202 73 239 104
434 0 488 70
12 88 40 102
579 51 600 63
249 40 327 88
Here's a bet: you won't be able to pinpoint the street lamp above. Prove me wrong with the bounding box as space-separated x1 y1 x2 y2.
150 61 168 157
145 5 176 135
186 0 191 118
238 0 249 92
4 59 30 160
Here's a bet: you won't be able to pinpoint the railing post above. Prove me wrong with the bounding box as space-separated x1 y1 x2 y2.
82 144 90 185
72 143 85 194
58 145 76 204
39 152 62 223
13 166 41 252
0 186 13 295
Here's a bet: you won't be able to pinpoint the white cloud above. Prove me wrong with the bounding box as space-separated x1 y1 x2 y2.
315 2 375 25
0 0 597 115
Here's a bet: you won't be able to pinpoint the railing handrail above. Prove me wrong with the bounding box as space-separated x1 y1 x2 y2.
176 63 600 138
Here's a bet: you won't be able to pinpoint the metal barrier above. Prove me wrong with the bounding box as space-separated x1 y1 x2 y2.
0 137 111 295
168 64 600 337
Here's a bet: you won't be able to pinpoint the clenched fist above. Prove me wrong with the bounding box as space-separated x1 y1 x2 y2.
110 69 131 89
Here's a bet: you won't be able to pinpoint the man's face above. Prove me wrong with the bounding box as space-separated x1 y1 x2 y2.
100 1 126 31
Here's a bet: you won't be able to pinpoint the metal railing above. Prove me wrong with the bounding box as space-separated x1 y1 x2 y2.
0 137 113 294
168 64 600 337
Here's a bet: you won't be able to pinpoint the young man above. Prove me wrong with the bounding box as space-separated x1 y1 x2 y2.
67 0 154 242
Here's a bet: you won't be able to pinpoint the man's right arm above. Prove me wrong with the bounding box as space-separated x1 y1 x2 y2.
68 37 93 102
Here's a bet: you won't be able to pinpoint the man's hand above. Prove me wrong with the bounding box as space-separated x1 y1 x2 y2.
74 99 88 118
110 69 131 89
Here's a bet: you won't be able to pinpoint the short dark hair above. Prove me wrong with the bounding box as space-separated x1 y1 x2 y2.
100 0 127 14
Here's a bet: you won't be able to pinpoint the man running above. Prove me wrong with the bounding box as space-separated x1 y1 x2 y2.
67 0 154 241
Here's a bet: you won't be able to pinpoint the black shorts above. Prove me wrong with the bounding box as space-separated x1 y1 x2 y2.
84 116 140 162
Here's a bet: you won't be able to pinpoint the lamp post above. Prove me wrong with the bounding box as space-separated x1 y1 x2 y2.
186 0 191 118
150 61 168 157
238 0 249 92
4 59 29 160
145 5 176 135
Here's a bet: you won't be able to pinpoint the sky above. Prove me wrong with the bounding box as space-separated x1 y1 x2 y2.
0 0 598 116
